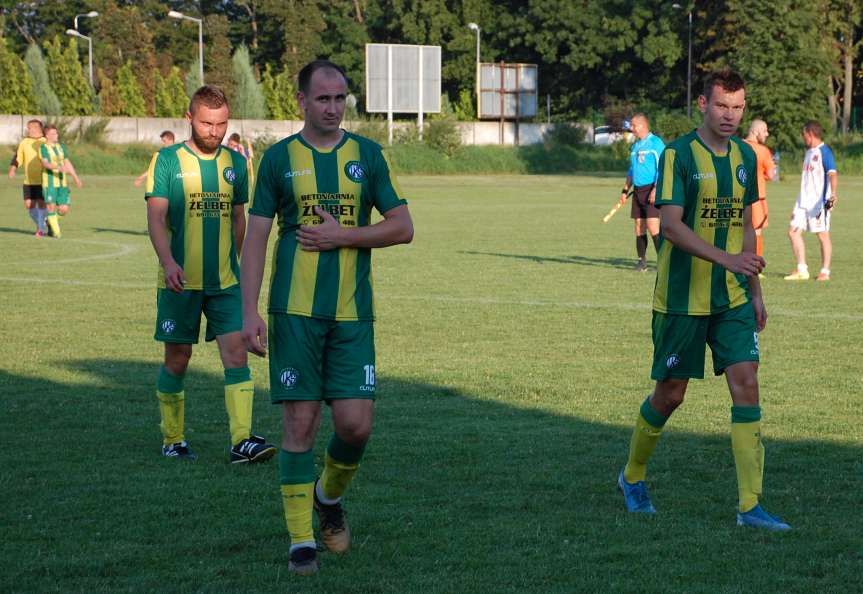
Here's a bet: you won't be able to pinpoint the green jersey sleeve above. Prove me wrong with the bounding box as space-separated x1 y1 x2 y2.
370 148 407 214
145 150 173 199
742 149 758 207
39 144 49 160
655 146 687 207
249 149 278 218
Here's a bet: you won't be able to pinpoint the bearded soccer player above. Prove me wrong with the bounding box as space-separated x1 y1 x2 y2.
8 119 47 236
145 85 276 464
40 124 82 239
617 70 791 531
241 60 413 575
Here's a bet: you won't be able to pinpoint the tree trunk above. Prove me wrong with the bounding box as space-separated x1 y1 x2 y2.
353 0 364 23
828 76 838 132
841 35 854 134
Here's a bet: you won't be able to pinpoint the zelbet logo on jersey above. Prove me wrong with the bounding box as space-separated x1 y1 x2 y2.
161 319 177 335
279 367 299 390
666 354 680 369
345 160 366 183
223 166 236 185
735 164 748 187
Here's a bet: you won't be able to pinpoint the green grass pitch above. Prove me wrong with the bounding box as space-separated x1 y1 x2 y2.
1 173 861 593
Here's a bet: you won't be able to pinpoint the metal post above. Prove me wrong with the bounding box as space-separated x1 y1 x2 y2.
387 45 393 145
417 47 424 140
87 36 93 87
686 11 692 119
198 19 205 86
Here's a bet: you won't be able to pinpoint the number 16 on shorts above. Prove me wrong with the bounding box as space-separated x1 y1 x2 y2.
362 364 375 390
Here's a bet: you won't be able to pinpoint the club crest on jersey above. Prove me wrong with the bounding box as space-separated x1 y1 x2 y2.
735 164 747 186
161 319 176 335
279 367 299 390
222 166 236 185
344 160 366 183
666 354 680 369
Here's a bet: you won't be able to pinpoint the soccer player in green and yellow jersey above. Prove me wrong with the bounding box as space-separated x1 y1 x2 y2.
40 124 82 239
145 85 276 464
134 130 176 187
240 60 413 575
8 119 47 236
618 70 791 531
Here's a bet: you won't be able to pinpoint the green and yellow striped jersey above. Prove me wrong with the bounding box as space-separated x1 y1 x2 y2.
250 132 407 321
653 131 758 315
40 142 68 190
145 143 248 292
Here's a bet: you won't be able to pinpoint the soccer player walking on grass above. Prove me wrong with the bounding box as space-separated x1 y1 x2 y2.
783 121 838 282
240 60 413 575
8 119 47 236
743 119 776 265
145 85 276 464
40 124 82 239
618 70 791 531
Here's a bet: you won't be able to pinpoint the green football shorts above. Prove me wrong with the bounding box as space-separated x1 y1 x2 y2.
651 303 759 380
44 186 70 206
269 313 376 403
154 284 242 344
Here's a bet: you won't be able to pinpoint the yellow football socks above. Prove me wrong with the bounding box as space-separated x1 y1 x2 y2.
318 434 366 502
731 406 764 513
279 449 316 550
46 212 61 237
224 367 253 446
156 366 185 445
623 396 669 483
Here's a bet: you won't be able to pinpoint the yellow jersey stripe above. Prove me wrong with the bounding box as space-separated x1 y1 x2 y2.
177 150 205 289
335 139 361 320
286 141 319 315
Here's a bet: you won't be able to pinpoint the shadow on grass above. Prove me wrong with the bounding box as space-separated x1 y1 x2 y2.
91 227 149 236
462 250 653 271
2 360 860 592
0 226 36 236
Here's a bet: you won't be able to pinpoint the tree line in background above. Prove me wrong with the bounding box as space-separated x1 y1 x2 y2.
0 0 861 150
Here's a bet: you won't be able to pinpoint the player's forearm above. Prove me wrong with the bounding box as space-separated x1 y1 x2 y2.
146 210 176 267
742 214 762 298
232 210 246 255
337 208 413 249
829 172 838 196
240 238 267 316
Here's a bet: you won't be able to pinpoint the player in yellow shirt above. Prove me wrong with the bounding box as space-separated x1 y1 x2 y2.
134 131 176 187
7 119 47 236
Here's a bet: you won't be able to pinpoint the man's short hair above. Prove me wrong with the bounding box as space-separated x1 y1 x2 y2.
27 119 44 130
189 85 229 114
803 120 823 139
160 130 175 141
632 112 649 126
297 60 349 94
228 132 241 143
43 124 57 134
702 69 746 100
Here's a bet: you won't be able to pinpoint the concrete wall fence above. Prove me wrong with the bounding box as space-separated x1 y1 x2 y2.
2 114 595 147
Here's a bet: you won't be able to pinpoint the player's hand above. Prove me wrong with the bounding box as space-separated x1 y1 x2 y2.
826 196 837 210
74 177 82 188
751 295 767 332
619 191 628 203
648 191 656 205
297 206 345 251
162 260 186 293
242 313 268 357
723 252 765 276
7 169 15 179
134 177 143 187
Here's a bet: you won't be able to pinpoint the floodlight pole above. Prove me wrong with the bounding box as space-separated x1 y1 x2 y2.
672 4 693 119
468 23 481 119
168 10 204 86
66 29 94 87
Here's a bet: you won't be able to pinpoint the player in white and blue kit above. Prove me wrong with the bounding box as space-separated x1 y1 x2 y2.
784 120 839 281
619 114 666 271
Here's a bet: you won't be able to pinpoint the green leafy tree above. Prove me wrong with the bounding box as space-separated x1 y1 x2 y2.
155 66 189 118
702 1 830 149
261 64 300 120
94 1 158 115
185 58 204 98
116 61 147 117
454 88 476 121
204 14 235 102
0 35 37 114
44 35 94 115
25 43 61 115
97 68 122 116
232 44 267 119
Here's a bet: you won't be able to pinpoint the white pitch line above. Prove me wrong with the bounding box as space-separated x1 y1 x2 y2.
49 239 141 264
